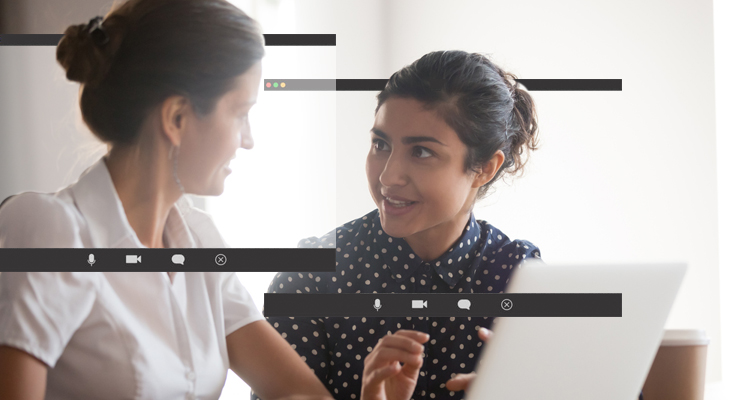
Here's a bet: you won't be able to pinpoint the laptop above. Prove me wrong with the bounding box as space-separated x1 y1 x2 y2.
466 261 686 400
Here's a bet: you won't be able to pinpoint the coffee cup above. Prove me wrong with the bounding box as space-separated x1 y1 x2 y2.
642 329 709 400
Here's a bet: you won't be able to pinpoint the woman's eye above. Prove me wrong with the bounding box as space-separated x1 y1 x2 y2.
413 146 433 159
372 139 390 152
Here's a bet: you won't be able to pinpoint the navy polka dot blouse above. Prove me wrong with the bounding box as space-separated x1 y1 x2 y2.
255 209 541 400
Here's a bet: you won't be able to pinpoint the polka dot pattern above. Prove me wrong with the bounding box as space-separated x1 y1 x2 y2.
255 209 541 400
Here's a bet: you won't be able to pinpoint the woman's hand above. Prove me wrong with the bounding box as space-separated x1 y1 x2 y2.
444 327 493 392
361 330 430 400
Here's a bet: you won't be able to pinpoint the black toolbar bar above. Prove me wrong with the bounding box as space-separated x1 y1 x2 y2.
264 293 622 317
0 249 335 272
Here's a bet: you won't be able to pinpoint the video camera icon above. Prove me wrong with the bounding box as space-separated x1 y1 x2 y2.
411 300 428 309
125 255 142 264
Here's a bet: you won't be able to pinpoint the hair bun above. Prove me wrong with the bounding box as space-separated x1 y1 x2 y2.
56 20 113 85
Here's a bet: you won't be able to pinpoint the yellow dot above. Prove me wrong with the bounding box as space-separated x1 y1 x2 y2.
280 82 286 88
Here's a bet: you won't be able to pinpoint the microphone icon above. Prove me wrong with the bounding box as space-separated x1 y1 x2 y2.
374 298 381 312
87 254 96 266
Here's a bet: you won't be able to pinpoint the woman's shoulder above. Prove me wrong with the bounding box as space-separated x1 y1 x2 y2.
1 191 72 210
0 271 104 320
0 191 85 247
297 209 379 249
476 218 542 261
277 211 381 293
0 271 103 367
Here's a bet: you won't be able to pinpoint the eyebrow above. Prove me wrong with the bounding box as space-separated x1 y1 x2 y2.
371 128 447 146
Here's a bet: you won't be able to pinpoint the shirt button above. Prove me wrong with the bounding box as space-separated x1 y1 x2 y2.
421 264 430 273
186 371 196 381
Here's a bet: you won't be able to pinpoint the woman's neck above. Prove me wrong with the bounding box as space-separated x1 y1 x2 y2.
105 141 181 249
403 209 472 262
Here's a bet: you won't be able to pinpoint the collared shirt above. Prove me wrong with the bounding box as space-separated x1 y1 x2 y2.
0 271 262 400
0 158 262 399
0 157 226 248
258 209 541 400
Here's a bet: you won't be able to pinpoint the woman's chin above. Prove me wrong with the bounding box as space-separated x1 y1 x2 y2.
189 182 225 197
378 215 412 239
208 184 225 196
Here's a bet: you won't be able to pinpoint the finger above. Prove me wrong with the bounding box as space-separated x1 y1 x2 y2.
367 347 423 369
378 334 426 354
362 362 401 396
392 329 430 344
445 372 477 392
478 327 493 342
368 361 400 382
398 353 424 377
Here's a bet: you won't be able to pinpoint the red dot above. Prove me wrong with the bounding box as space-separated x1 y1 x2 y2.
266 82 272 88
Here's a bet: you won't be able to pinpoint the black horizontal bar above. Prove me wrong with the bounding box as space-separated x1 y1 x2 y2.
281 79 621 91
0 248 335 272
264 34 335 46
0 34 62 46
0 34 335 46
264 293 622 317
336 79 389 91
516 79 622 91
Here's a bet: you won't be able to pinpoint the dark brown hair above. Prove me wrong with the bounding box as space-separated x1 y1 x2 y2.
376 51 539 199
56 0 264 145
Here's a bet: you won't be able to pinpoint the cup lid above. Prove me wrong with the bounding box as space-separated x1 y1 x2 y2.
661 329 710 346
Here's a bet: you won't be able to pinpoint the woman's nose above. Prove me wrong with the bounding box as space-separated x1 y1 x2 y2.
379 155 408 187
240 120 254 150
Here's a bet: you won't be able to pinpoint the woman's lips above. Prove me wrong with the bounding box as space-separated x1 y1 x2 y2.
382 195 418 216
224 158 235 174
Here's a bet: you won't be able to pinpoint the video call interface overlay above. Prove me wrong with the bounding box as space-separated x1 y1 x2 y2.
264 293 623 317
0 248 335 272
0 34 621 275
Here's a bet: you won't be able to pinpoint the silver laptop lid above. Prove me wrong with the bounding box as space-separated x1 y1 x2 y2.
466 261 686 400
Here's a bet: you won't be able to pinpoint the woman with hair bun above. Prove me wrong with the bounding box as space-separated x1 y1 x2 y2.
0 1 332 399
264 50 542 400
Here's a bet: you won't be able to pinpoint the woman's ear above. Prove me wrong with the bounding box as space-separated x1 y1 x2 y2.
160 95 190 147
472 150 505 188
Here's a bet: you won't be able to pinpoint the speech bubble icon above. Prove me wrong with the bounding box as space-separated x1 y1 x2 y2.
458 299 471 310
171 254 185 265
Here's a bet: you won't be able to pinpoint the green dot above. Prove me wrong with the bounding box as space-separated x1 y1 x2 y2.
273 82 279 88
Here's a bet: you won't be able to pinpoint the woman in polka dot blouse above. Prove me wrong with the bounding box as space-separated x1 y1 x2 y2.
257 50 541 400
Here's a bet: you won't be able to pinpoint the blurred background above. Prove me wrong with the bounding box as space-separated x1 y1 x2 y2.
1 0 748 399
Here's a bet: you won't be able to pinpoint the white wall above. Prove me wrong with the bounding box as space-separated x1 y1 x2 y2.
295 0 723 383
0 0 111 200
714 0 750 397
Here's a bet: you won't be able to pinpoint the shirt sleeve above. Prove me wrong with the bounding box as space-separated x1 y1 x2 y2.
0 272 100 367
512 239 542 263
0 193 85 248
220 272 264 335
252 271 331 400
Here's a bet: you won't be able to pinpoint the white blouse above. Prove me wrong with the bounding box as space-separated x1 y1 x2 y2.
0 157 226 248
0 271 263 400
0 158 263 399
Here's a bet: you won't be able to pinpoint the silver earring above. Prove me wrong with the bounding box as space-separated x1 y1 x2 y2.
170 145 185 194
